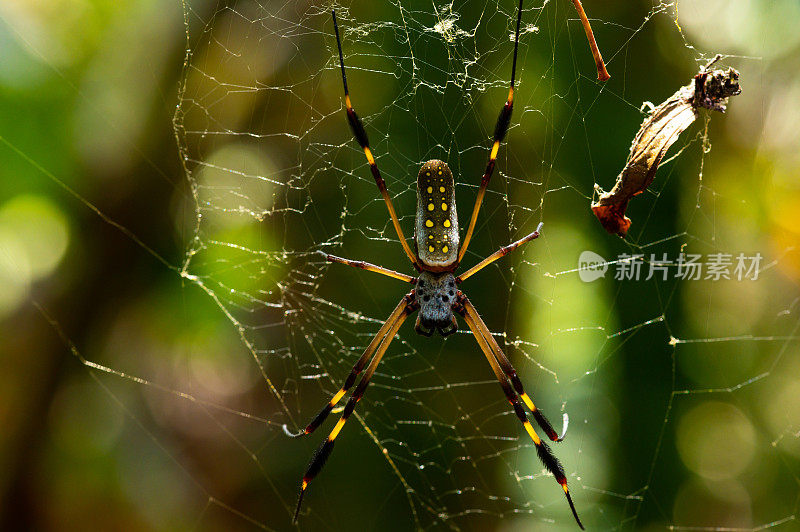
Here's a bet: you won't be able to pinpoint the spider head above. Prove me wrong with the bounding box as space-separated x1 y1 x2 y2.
414 271 458 337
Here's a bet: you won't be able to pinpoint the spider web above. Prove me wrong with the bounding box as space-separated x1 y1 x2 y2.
17 0 799 530
167 0 798 529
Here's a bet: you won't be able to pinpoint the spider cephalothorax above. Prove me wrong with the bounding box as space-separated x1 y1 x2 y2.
289 2 584 528
414 271 458 336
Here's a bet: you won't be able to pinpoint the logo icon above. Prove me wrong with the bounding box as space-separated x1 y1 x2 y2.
578 251 608 282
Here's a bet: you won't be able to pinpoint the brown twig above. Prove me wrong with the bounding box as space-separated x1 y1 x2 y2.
570 0 610 81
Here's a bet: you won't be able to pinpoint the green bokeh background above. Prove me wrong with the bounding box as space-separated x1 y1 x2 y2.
1 1 799 530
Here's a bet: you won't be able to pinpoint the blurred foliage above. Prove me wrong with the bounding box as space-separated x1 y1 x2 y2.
1 0 799 531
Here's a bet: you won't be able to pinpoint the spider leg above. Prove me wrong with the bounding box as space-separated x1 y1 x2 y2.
293 293 415 523
460 293 566 442
569 0 610 81
286 294 414 439
457 293 583 529
324 253 417 284
331 10 420 270
457 222 542 283
458 0 523 265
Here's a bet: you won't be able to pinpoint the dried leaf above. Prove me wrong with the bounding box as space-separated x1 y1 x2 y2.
591 56 741 236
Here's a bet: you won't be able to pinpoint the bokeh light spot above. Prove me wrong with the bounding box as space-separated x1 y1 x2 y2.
0 194 69 316
677 401 756 480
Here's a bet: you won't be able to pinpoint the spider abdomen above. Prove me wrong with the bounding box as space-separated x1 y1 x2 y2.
415 160 459 271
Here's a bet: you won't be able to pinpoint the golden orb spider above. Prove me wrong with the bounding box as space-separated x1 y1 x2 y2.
289 1 600 527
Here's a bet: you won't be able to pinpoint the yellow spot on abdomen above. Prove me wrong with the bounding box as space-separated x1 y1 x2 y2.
442 245 449 253
441 203 448 211
426 186 433 193
425 219 433 228
443 219 451 228
427 203 434 211
428 245 435 253
439 186 445 193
